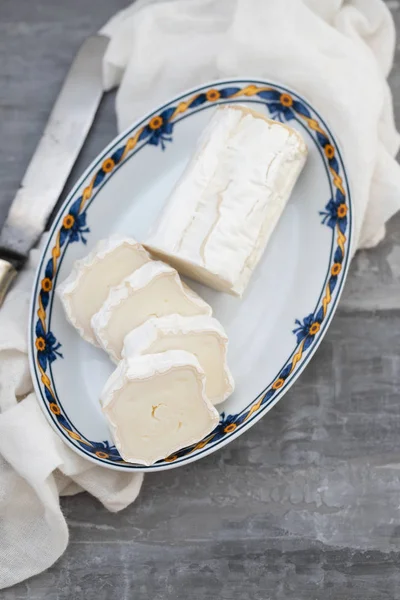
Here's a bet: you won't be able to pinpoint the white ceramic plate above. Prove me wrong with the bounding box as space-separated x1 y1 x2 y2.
29 79 353 471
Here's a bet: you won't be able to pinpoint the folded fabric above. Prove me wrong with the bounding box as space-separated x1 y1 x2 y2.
0 245 143 589
102 0 400 249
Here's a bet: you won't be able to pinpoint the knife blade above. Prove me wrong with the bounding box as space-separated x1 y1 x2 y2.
0 33 109 306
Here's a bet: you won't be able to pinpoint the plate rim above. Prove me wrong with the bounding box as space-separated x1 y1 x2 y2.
29 77 354 471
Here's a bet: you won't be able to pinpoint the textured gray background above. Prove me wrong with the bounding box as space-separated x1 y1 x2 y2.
2 0 400 598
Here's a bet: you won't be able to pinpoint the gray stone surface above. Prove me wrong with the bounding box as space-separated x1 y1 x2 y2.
2 0 400 598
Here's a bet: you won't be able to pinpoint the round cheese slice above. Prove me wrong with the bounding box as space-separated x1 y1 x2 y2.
57 235 151 345
91 261 212 362
101 350 220 465
122 314 234 405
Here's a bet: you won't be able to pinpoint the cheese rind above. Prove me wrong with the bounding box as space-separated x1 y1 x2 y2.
91 261 212 362
122 314 234 405
101 350 220 465
57 235 151 345
145 104 307 296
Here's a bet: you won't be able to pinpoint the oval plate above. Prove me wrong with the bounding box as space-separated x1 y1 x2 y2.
29 79 353 471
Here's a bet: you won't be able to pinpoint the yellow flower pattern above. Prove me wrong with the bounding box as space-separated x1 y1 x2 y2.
33 81 350 466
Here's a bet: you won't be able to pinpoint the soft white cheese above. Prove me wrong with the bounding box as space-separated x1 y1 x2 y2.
101 349 220 465
122 314 234 405
145 104 307 296
91 261 212 362
57 235 151 345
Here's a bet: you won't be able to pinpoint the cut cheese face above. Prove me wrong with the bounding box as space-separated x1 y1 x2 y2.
123 314 234 405
145 104 307 297
101 350 220 465
91 261 212 362
57 235 151 345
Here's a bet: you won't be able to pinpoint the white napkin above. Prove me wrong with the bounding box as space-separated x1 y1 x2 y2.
0 244 143 589
102 0 400 249
1 0 399 590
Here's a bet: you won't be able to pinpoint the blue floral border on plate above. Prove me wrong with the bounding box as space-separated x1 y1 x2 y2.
30 79 352 469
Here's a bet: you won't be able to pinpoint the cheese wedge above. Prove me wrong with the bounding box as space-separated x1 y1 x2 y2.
92 261 212 362
145 104 307 296
122 314 234 405
57 235 151 345
101 350 220 465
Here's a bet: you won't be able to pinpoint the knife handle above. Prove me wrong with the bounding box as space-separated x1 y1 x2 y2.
0 248 26 307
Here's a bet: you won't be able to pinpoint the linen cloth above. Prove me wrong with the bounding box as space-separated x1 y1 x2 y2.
1 0 399 589
0 244 143 589
102 0 400 248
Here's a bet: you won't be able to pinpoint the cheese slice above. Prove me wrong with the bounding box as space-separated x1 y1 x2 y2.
57 235 151 345
92 261 212 362
122 314 234 405
101 349 220 465
145 104 307 296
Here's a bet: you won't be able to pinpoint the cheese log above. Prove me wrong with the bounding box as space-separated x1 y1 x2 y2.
145 104 307 296
91 261 212 362
122 314 234 405
101 350 220 465
57 235 151 345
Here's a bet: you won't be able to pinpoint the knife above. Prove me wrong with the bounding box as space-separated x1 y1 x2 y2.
0 33 109 307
